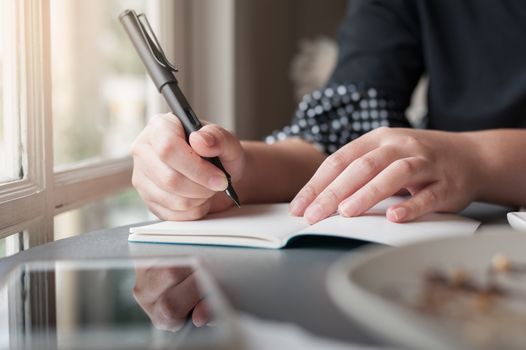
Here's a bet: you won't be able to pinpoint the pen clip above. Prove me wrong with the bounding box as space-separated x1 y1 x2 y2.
137 13 178 72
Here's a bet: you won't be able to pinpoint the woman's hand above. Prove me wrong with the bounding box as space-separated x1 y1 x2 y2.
290 127 483 223
131 113 245 221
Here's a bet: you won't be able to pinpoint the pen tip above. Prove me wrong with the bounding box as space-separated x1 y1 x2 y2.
225 185 241 208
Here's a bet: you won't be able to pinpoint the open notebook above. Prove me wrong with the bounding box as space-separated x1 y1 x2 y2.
129 197 481 249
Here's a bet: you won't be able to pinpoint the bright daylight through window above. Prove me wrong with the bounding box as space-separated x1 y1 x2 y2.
0 0 23 183
51 0 148 167
50 0 151 239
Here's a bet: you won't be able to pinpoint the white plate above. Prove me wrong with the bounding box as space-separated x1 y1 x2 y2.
507 211 526 231
327 231 526 350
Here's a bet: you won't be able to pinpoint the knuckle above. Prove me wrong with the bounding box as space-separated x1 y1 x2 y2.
402 135 422 149
426 187 441 205
372 126 389 137
354 155 378 175
164 171 183 190
186 204 210 221
156 297 180 321
157 138 176 162
394 158 417 175
321 187 341 204
186 161 202 179
149 207 165 220
366 183 382 199
201 123 220 134
325 152 348 173
300 184 319 200
163 268 188 285
132 285 143 300
172 197 196 211
147 114 163 129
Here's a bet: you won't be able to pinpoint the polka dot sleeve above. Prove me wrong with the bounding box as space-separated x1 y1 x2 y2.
265 83 411 155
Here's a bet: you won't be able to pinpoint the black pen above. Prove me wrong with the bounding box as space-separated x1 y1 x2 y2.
119 9 240 207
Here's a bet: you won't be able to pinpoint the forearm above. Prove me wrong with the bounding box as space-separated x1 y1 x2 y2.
235 138 326 204
468 129 526 207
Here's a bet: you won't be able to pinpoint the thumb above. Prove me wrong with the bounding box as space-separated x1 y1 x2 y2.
189 124 244 178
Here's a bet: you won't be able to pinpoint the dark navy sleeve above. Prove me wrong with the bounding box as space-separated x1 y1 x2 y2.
266 0 423 155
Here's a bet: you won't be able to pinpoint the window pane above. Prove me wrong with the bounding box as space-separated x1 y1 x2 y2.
0 1 23 183
51 0 149 167
0 280 7 349
0 231 25 259
54 188 151 240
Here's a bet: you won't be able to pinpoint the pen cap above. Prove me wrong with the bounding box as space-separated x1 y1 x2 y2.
119 9 177 91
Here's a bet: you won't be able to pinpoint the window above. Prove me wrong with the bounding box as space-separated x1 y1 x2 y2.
0 284 7 348
51 0 148 167
0 0 182 253
0 0 24 183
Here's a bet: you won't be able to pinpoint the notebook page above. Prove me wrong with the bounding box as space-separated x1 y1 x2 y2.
130 203 309 245
297 212 480 246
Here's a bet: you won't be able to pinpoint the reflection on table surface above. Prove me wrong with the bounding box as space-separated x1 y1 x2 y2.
0 258 239 350
133 265 212 330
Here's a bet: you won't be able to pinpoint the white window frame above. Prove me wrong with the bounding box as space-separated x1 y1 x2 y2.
0 0 183 250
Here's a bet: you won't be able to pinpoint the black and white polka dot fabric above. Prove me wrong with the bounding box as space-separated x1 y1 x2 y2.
265 83 410 155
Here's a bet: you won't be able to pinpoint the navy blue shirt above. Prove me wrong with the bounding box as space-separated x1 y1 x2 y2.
267 0 526 154
331 0 526 131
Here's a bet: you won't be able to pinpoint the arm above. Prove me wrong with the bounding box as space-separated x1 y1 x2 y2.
236 139 326 204
469 129 526 206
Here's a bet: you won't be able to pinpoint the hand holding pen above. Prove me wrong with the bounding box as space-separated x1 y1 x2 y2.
131 113 246 221
121 10 243 220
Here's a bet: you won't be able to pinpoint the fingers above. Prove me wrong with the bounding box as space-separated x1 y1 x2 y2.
189 124 245 180
134 171 209 211
191 299 211 327
290 138 375 216
302 146 403 224
190 124 242 162
134 267 193 305
386 183 443 222
338 157 434 218
150 131 229 192
147 115 229 191
148 200 212 221
132 113 245 221
133 143 215 199
134 268 204 332
151 274 202 332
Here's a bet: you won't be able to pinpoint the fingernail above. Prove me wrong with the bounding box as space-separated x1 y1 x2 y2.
193 318 206 328
390 207 407 222
198 131 215 147
290 196 307 215
208 175 227 191
304 203 323 223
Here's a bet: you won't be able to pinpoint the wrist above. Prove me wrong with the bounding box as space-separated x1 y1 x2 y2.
460 131 488 201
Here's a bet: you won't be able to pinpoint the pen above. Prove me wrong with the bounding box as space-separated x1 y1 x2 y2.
119 9 240 207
